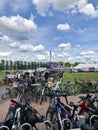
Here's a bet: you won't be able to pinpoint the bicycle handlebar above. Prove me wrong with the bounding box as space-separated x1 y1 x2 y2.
10 99 26 108
78 94 92 102
46 90 68 98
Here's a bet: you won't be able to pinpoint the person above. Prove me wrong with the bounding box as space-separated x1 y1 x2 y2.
44 69 50 82
30 72 36 84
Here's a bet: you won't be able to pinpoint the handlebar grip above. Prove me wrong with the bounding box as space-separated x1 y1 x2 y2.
10 99 25 107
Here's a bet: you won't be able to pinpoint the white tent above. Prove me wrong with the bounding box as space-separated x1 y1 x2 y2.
72 63 98 72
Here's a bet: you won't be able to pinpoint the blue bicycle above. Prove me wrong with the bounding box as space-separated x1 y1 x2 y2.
46 90 82 130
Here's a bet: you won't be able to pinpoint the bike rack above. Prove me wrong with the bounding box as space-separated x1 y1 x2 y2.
62 118 81 130
40 120 53 130
0 125 9 130
62 118 72 129
20 123 32 130
90 115 98 125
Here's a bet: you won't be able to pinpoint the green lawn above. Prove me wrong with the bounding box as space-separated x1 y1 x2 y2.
0 70 98 86
63 72 98 83
0 70 6 79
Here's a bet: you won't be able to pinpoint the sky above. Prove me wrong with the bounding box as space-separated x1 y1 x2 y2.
0 0 98 63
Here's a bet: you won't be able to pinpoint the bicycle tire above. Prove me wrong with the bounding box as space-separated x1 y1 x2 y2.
35 89 41 103
31 87 38 102
2 88 11 100
19 90 31 104
46 107 60 130
19 94 27 104
90 115 98 126
40 94 44 104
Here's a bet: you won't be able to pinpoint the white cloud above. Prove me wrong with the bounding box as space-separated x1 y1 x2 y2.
32 0 86 15
79 51 98 63
0 15 37 33
32 0 98 18
0 35 12 43
79 3 98 18
19 43 45 53
19 44 32 52
68 57 74 61
57 23 70 31
57 52 70 58
57 54 64 58
32 0 49 16
32 0 81 16
9 42 20 48
58 42 71 50
0 51 12 57
37 54 46 60
33 44 45 52
63 52 70 57
80 51 96 56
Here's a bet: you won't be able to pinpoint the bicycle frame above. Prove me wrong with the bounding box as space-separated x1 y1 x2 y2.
12 107 21 130
51 97 80 130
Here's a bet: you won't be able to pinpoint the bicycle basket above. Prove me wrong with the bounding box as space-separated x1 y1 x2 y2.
20 107 41 126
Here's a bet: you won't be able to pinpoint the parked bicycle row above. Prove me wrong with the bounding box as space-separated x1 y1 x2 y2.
0 89 98 130
1 70 64 105
1 73 98 129
2 77 98 104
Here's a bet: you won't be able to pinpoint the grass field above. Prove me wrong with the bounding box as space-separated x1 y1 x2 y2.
0 70 98 86
63 72 98 83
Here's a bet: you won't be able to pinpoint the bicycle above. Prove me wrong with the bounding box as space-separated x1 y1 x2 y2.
0 99 52 130
1 81 18 100
77 93 98 126
46 90 83 130
35 79 48 104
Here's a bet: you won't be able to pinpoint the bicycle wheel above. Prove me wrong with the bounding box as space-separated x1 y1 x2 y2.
19 89 31 104
31 87 38 102
35 89 41 103
46 107 60 130
2 88 11 100
90 115 98 126
68 84 80 95
19 94 30 104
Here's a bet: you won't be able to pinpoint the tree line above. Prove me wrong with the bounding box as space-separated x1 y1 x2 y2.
0 60 80 70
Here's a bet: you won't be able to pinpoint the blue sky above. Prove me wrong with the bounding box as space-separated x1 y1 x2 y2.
0 0 98 63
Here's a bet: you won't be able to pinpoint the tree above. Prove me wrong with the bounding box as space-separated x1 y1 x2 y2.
0 63 4 70
65 62 71 67
58 61 64 66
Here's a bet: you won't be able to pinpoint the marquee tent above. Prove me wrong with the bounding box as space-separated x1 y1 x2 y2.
72 64 98 72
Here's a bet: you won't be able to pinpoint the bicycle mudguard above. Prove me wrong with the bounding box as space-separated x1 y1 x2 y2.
0 125 9 130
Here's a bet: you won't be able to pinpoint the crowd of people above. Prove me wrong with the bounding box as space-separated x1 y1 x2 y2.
4 69 64 87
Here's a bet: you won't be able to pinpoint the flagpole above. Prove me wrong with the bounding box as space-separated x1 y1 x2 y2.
50 51 52 69
50 50 52 63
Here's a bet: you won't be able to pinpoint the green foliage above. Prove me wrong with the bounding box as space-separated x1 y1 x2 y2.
0 63 5 70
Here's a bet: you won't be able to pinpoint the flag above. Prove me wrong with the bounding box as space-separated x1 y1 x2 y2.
50 62 58 69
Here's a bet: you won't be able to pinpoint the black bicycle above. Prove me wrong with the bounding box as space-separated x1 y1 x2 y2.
0 99 52 130
35 79 48 104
